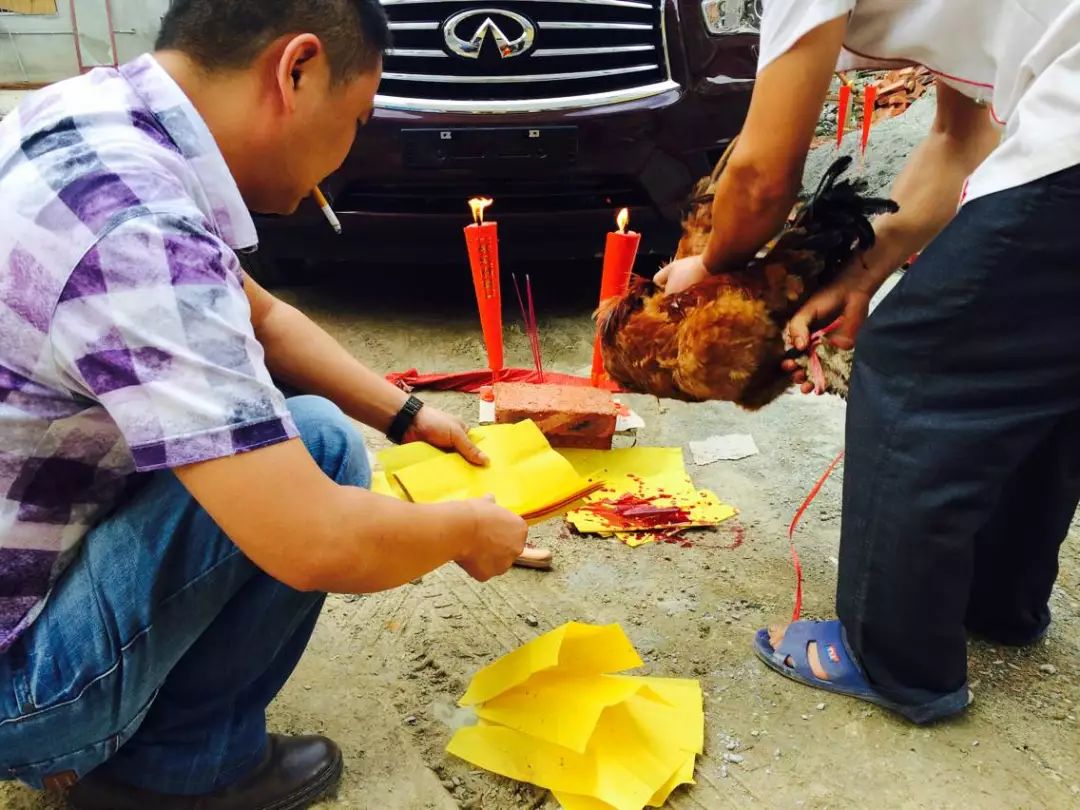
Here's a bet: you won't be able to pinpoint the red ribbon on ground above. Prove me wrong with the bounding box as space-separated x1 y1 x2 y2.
787 450 846 622
387 368 621 394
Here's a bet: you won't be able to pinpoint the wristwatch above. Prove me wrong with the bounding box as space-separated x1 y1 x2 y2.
387 395 424 444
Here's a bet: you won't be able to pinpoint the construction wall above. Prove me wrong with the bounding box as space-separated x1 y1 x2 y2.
0 0 169 85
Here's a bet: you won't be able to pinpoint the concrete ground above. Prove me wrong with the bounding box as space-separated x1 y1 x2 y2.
4 260 1078 810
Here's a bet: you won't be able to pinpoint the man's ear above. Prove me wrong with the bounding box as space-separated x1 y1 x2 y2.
274 33 325 114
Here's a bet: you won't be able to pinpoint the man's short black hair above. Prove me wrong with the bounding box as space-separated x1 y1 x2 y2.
156 0 391 82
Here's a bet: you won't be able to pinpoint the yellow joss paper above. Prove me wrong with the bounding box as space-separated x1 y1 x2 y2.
372 442 446 500
448 724 659 810
558 446 735 537
552 750 697 809
558 447 686 484
378 441 446 475
586 697 697 802
459 622 641 707
646 753 697 807
370 471 398 499
448 623 704 810
392 420 597 519
554 750 696 810
632 677 705 754
475 672 650 753
566 475 736 534
449 693 698 810
448 688 700 810
553 793 617 810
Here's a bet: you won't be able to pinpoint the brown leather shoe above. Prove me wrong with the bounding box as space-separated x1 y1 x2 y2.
67 734 343 810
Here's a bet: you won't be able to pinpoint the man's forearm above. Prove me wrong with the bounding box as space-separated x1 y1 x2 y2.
308 491 475 593
859 135 981 286
702 161 802 273
860 90 1001 287
177 439 477 594
699 17 848 274
257 298 407 433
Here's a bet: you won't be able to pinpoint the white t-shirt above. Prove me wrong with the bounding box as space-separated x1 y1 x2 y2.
758 0 1080 203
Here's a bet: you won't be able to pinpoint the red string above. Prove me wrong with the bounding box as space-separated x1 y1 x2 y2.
806 319 843 395
787 450 846 622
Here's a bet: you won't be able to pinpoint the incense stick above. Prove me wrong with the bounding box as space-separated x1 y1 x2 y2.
511 274 538 380
526 275 545 383
512 274 545 382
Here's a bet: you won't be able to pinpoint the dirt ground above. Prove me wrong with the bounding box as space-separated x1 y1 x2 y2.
4 255 1078 810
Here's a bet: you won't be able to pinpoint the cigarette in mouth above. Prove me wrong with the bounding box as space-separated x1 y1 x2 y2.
313 186 342 235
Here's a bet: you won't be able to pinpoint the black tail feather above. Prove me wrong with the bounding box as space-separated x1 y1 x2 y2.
771 158 899 282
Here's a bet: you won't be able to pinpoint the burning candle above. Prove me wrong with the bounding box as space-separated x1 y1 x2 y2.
464 197 504 378
591 208 642 387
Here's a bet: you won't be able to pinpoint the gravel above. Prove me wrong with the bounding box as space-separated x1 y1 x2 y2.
803 89 938 199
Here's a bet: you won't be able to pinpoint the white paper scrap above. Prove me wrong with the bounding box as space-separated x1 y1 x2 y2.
690 434 760 465
614 402 645 433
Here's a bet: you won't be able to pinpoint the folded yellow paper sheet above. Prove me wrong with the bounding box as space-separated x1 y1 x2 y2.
447 623 703 810
460 622 642 706
559 447 735 537
381 421 600 519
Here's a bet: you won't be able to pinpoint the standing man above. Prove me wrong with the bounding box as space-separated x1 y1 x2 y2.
658 0 1080 723
0 1 527 807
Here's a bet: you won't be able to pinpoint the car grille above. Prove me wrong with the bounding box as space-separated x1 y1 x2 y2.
377 0 676 113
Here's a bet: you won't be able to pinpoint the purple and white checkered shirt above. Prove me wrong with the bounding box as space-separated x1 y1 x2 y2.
0 55 298 652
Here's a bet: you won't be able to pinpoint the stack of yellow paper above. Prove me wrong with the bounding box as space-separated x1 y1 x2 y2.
371 420 600 520
447 622 704 810
559 448 736 547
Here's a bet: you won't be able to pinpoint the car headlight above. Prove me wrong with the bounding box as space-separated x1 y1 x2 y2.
701 0 762 34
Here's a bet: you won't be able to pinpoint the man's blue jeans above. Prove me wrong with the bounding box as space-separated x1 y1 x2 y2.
0 396 369 795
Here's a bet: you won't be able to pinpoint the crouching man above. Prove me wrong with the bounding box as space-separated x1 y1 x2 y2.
0 1 527 807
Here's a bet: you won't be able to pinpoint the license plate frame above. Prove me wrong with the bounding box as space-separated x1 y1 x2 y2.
402 126 579 169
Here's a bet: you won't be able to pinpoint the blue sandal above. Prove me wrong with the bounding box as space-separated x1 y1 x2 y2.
754 619 972 725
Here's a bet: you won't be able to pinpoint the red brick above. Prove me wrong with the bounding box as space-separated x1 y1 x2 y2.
547 433 619 450
494 383 617 450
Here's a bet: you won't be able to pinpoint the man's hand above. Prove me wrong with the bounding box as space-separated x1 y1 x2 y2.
404 405 488 466
655 254 711 295
781 261 877 392
457 496 528 581
785 264 877 352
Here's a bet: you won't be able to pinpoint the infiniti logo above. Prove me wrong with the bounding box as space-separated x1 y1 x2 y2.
442 8 536 59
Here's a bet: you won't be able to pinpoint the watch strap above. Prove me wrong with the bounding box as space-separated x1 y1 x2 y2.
387 395 424 444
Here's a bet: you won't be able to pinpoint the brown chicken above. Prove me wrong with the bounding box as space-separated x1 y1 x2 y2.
597 155 897 409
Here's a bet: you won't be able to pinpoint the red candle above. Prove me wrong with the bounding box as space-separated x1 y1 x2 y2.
464 197 504 377
860 83 878 156
591 208 642 387
836 81 852 150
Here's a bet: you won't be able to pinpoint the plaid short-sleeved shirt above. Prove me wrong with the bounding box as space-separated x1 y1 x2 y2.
0 55 298 652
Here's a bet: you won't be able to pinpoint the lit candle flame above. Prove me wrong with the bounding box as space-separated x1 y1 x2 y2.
616 208 630 234
469 197 494 225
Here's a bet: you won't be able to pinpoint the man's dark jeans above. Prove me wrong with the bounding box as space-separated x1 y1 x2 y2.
839 164 1080 706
